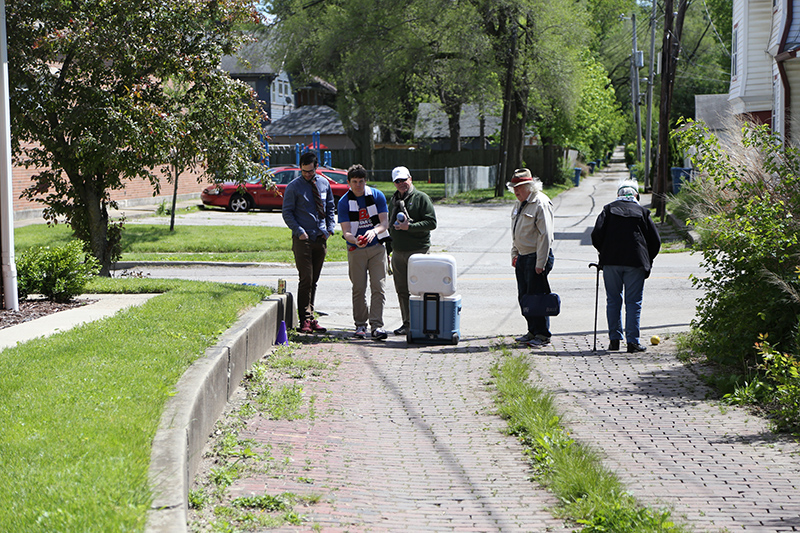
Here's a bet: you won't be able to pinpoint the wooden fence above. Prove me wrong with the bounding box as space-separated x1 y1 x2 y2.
269 145 567 184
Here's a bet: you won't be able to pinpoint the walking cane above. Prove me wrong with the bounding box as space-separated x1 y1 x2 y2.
589 262 600 352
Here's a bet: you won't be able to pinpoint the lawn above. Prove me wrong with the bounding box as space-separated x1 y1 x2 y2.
0 279 270 532
15 224 350 263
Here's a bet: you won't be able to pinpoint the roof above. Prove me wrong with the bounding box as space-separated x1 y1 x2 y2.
219 30 278 77
695 94 733 130
414 103 502 139
267 105 346 136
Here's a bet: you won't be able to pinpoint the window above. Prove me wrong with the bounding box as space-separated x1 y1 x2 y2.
731 26 739 79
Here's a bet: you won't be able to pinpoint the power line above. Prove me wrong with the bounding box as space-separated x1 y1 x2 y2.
701 0 731 58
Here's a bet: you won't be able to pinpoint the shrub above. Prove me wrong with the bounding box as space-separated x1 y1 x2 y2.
624 142 636 167
16 241 100 302
758 337 800 432
673 119 800 370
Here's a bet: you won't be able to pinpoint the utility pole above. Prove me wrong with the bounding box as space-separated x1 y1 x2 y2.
0 0 19 311
631 14 643 164
655 0 689 220
644 0 658 191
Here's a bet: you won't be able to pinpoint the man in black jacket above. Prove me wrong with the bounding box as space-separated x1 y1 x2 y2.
591 180 661 353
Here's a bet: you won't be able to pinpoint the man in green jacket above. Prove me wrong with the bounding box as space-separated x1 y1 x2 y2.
387 166 437 336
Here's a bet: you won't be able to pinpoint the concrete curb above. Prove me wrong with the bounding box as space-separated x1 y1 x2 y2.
145 293 294 533
666 212 701 245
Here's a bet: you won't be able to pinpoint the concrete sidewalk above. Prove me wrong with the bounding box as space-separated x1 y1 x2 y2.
0 294 157 352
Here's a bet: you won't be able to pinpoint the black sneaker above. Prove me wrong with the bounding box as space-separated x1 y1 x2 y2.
627 342 647 353
371 328 388 340
393 325 408 336
608 339 620 351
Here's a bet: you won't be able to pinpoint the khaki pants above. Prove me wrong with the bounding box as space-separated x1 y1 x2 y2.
391 247 429 328
347 243 387 329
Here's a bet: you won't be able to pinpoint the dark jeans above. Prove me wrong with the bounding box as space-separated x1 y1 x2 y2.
292 235 327 323
515 250 555 338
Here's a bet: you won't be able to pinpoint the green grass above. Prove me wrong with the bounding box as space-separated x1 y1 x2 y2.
0 279 270 532
491 346 690 533
13 182 574 265
15 224 350 263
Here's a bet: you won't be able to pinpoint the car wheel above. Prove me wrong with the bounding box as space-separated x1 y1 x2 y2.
229 194 250 212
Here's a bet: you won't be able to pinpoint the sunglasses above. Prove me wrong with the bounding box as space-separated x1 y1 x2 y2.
394 178 408 183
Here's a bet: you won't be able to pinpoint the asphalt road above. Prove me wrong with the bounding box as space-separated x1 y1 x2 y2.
121 165 704 342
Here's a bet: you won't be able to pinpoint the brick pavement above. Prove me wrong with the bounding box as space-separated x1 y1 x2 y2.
197 332 800 532
224 336 574 532
533 335 800 533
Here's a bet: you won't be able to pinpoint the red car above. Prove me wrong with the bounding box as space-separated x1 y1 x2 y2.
200 166 350 212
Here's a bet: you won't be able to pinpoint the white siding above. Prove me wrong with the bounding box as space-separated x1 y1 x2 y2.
730 0 745 97
270 71 294 122
730 0 774 113
769 0 783 54
786 60 800 144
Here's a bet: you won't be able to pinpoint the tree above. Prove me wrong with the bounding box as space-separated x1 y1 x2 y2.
538 54 626 162
161 72 269 232
411 1 499 152
471 0 588 195
269 0 428 169
8 0 268 275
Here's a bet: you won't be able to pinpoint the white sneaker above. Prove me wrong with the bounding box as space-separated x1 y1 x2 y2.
353 325 367 339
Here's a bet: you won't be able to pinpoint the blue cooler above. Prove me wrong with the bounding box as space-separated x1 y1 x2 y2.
408 294 461 345
406 254 461 345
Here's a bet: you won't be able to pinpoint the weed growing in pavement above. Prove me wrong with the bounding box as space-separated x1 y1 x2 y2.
189 341 334 531
490 345 692 533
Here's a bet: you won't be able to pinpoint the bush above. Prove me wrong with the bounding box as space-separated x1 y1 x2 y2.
17 241 100 302
673 119 800 370
624 142 636 167
758 337 800 432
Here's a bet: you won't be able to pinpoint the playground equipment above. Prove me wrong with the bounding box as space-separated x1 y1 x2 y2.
261 131 333 169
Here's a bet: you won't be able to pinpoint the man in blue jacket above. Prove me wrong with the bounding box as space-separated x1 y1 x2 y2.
338 164 391 340
282 152 336 334
591 180 661 353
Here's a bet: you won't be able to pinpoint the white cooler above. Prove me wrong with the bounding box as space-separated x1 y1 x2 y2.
406 254 461 345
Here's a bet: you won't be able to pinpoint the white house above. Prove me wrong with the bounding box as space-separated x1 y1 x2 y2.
730 0 800 143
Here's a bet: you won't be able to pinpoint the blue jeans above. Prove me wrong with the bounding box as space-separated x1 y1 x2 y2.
602 265 646 344
515 250 555 338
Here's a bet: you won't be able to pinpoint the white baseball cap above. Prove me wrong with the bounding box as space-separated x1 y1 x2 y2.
392 166 412 182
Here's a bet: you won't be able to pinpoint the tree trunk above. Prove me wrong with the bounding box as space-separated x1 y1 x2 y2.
170 166 179 232
440 93 462 153
79 181 113 277
507 87 528 173
352 117 374 170
496 28 518 197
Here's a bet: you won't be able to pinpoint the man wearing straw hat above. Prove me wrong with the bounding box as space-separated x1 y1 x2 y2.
509 168 555 347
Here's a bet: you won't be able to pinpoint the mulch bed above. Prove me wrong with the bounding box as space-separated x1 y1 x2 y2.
0 299 92 331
